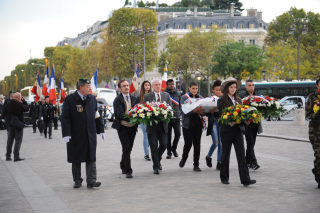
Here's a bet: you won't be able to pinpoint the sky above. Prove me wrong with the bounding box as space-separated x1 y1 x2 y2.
0 0 320 82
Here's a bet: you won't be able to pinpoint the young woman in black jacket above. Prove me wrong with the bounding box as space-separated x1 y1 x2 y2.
217 77 256 186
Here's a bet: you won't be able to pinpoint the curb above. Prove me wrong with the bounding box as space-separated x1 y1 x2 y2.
257 133 309 143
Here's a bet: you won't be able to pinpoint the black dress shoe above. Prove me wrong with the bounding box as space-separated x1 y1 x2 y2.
221 180 230 184
318 183 320 189
122 169 126 174
44 135 47 138
6 157 12 161
33 131 36 133
14 157 25 162
243 180 256 186
73 182 82 188
206 156 212 168
172 150 178 157
179 159 186 168
144 155 151 161
159 164 162 170
49 136 52 139
166 154 172 159
126 173 133 178
87 182 101 188
216 162 221 170
154 169 159 174
193 166 201 172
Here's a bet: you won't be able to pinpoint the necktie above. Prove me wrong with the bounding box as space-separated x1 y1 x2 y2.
157 94 160 102
126 95 129 103
83 96 86 101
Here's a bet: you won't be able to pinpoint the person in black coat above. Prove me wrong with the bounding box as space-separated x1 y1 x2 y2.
40 96 54 139
112 79 139 178
61 78 105 189
2 90 15 131
217 77 256 186
37 97 45 136
238 79 263 170
29 96 38 133
0 95 5 130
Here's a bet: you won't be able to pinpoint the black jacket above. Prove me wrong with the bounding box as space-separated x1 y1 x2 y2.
1 98 11 120
217 96 245 133
6 99 29 127
238 90 261 99
180 93 204 129
40 102 55 121
112 94 139 130
29 101 38 119
164 87 181 120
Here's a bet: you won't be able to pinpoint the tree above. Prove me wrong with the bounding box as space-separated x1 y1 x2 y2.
44 47 55 60
101 8 157 79
65 48 90 85
181 0 201 7
211 0 243 11
212 42 265 80
52 46 72 83
201 0 214 8
138 0 145 7
124 0 130 6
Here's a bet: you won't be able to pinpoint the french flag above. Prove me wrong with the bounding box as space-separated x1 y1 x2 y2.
31 71 42 102
48 64 57 105
42 66 49 97
90 68 98 94
161 61 168 92
59 77 66 104
129 63 140 94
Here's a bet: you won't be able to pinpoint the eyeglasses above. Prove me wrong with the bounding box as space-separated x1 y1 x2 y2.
121 85 129 88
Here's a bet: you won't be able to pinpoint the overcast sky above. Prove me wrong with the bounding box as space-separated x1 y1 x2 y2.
0 0 319 82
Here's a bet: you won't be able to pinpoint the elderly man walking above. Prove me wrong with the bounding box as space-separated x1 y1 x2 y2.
5 93 29 161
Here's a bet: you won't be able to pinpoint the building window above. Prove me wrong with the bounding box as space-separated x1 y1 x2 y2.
212 24 218 28
238 24 244 29
201 25 206 29
250 24 255 29
250 39 255 44
224 24 229 29
166 24 169 29
239 40 244 43
158 27 161 31
187 24 192 29
176 24 181 29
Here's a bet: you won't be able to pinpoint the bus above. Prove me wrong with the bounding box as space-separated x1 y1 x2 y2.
20 86 35 101
238 81 316 99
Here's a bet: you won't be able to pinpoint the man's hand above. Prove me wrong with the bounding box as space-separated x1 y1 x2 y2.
100 133 105 140
193 106 204 114
63 136 71 143
210 107 217 114
41 117 43 120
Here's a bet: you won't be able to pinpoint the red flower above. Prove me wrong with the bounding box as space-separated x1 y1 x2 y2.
229 113 232 116
236 109 240 113
129 112 132 116
255 98 262 103
244 100 250 105
249 119 253 123
256 115 259 118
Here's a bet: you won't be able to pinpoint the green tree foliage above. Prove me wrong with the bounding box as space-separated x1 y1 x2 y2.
138 0 145 7
145 1 156 6
201 0 214 8
52 46 72 82
44 47 55 60
102 8 157 79
211 0 243 11
212 42 265 80
181 0 201 7
125 0 130 6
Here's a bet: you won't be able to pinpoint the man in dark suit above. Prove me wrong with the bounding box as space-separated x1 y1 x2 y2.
2 90 15 131
112 79 139 178
61 78 105 189
40 96 54 139
142 79 172 174
29 96 38 133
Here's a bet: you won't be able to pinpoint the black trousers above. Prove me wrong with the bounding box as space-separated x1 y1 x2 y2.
31 118 37 132
44 120 53 137
53 117 58 129
6 127 23 159
182 126 203 167
117 125 137 174
220 129 251 184
167 119 181 154
245 123 259 165
38 120 43 133
147 124 168 169
72 162 96 184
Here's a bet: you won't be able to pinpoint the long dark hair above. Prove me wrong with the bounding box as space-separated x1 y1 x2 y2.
221 82 238 109
139 80 152 103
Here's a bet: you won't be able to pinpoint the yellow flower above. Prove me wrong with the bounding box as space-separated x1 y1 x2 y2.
314 105 320 113
252 113 256 118
245 106 249 109
233 112 238 116
241 108 245 112
223 115 228 119
236 108 239 110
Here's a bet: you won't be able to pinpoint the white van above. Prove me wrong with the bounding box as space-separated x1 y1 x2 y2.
278 96 306 120
93 88 117 104
20 86 35 101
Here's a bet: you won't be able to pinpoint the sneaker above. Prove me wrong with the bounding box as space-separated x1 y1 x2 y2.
216 162 221 170
253 164 260 170
193 166 201 172
144 155 151 161
247 164 254 169
179 159 186 168
205 156 212 168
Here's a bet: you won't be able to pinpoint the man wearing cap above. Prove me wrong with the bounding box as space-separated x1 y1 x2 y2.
61 78 105 189
40 96 54 139
306 76 320 189
238 80 263 170
2 90 15 131
29 96 38 133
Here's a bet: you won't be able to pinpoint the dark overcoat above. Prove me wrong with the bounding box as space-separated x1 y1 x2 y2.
61 91 104 163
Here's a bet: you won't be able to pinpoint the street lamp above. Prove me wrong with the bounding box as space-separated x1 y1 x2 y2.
262 68 266 81
113 78 117 90
133 27 156 81
197 75 201 95
288 22 308 81
31 63 45 67
178 68 182 92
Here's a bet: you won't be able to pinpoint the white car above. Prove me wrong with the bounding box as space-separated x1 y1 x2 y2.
278 96 306 120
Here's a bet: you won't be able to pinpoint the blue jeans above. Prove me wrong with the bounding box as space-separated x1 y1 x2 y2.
140 124 149 156
208 118 222 162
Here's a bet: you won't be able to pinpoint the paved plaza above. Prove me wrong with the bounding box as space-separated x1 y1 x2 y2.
0 120 319 213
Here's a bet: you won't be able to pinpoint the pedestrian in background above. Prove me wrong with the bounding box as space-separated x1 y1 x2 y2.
2 90 15 132
29 96 38 133
138 80 152 161
37 97 45 136
40 96 54 139
5 92 29 162
0 94 5 130
53 102 61 130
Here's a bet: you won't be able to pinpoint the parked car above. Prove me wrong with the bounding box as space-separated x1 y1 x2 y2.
107 101 114 121
278 96 306 120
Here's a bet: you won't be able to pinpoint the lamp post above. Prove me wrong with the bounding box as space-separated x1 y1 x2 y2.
113 78 117 91
133 27 156 81
288 22 308 81
197 75 201 95
262 68 266 81
178 68 182 92
21 69 26 87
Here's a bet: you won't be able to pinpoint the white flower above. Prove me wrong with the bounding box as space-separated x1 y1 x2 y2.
171 111 174 116
164 115 167 119
147 112 151 117
275 102 280 108
143 107 148 111
154 111 159 116
139 113 145 118
162 110 167 115
133 114 137 118
138 109 143 113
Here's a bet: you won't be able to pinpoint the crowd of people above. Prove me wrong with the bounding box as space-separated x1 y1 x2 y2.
3 76 320 189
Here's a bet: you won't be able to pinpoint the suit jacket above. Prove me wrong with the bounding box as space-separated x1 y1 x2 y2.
1 98 11 120
217 96 245 133
142 91 172 134
112 94 139 130
6 99 29 127
29 101 38 119
40 103 55 121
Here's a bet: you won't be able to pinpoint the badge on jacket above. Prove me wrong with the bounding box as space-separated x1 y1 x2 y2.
76 105 83 112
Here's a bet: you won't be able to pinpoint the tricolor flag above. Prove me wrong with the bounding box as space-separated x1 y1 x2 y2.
31 71 42 102
42 66 49 97
129 63 140 94
161 61 168 92
59 77 66 104
90 68 99 94
48 64 57 105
